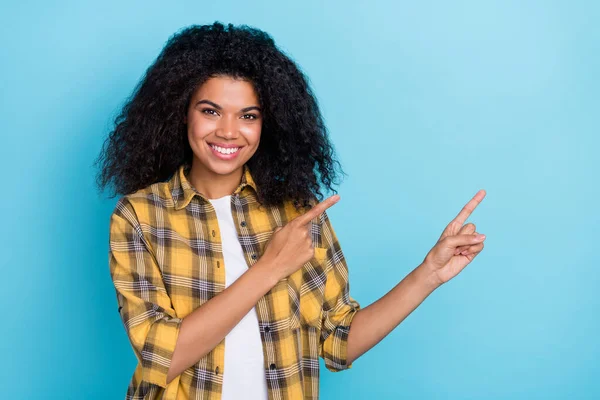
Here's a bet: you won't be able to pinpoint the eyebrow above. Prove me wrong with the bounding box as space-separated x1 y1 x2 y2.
195 99 261 113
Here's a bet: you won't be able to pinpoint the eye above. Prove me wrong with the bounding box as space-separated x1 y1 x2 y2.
201 108 218 116
241 114 259 120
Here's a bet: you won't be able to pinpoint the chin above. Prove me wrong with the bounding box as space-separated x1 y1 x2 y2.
211 164 242 175
197 157 244 175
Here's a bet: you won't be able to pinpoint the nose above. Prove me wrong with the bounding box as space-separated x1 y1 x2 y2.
216 115 238 139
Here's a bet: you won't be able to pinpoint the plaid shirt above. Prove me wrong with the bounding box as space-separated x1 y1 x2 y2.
109 163 361 399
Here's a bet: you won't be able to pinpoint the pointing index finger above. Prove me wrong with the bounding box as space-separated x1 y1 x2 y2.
295 194 340 226
453 189 486 226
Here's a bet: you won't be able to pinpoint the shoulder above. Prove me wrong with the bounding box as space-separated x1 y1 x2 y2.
109 179 173 226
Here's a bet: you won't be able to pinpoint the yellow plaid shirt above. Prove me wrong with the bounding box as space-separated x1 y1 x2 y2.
109 163 361 399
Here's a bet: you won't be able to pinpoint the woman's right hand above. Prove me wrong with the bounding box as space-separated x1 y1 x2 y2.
259 194 341 282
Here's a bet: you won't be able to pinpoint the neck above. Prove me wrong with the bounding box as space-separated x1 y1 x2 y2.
187 161 244 200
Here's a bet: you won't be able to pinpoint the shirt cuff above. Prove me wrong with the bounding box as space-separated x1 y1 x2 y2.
140 316 183 388
321 307 359 372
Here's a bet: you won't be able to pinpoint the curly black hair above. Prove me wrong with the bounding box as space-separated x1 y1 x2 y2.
94 21 345 209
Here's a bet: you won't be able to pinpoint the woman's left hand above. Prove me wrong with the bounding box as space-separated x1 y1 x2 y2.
422 189 487 286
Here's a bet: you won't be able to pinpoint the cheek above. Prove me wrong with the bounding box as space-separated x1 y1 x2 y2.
244 125 262 145
187 118 214 141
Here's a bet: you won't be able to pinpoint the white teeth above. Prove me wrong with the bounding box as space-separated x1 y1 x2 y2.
210 144 239 154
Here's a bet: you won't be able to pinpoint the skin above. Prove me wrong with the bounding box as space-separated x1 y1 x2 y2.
184 75 263 199
167 73 487 384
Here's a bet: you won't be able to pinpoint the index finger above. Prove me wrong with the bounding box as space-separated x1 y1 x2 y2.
294 194 340 226
452 189 486 226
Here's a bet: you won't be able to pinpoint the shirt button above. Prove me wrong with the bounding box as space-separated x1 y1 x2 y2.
264 326 270 333
251 254 257 260
215 366 220 375
269 363 276 370
240 221 247 227
216 260 220 268
212 230 216 237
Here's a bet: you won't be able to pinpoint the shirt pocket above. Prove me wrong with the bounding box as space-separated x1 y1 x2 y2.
287 247 327 331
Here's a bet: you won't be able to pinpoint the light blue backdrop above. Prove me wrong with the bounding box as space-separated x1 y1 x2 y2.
1 1 598 399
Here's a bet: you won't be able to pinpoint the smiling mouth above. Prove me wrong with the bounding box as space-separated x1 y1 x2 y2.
207 142 243 156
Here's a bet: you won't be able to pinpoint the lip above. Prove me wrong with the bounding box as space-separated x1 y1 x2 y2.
207 142 242 160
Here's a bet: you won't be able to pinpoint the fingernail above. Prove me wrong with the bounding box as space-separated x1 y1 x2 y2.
475 234 486 240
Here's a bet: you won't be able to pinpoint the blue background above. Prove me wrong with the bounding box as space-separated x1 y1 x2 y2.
1 1 598 398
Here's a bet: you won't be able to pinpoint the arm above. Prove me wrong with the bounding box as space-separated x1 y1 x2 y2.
345 263 440 366
109 198 279 388
345 189 489 364
167 258 277 383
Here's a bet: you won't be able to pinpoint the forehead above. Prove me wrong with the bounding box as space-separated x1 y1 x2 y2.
192 76 258 104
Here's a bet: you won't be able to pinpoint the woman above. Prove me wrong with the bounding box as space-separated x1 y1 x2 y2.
96 22 487 400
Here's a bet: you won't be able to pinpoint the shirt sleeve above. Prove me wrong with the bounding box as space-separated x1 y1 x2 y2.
317 209 361 372
108 197 182 388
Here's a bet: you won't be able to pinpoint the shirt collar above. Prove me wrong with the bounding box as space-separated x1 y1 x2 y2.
170 163 258 210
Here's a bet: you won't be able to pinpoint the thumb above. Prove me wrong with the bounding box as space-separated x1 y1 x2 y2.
446 233 486 248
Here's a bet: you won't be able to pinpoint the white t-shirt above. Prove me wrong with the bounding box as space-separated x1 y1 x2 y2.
207 195 269 400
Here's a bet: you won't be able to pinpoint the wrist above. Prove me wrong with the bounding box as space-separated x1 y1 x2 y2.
252 258 282 289
414 262 444 292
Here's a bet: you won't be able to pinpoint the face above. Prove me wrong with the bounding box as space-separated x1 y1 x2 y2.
184 75 262 177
